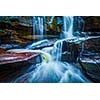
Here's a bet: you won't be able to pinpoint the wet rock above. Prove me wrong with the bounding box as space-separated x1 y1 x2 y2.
0 51 42 82
79 32 100 37
26 39 55 50
84 37 100 53
58 37 100 82
46 31 61 38
79 37 100 82
61 39 79 63
79 56 100 82
0 43 20 50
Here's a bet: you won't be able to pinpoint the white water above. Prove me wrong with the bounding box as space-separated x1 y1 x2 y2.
10 16 91 83
9 48 91 83
26 39 49 49
63 16 74 39
53 40 64 61
14 58 90 83
33 16 44 40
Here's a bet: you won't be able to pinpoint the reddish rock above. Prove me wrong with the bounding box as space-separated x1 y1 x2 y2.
0 52 38 65
0 52 42 82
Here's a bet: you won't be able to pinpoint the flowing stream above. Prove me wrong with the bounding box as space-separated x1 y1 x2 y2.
13 16 91 83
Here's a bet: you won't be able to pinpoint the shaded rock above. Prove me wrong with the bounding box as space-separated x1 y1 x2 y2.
84 37 100 53
79 36 100 82
79 56 100 82
0 52 42 82
61 39 80 62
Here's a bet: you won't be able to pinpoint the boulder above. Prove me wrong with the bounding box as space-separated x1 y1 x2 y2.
0 51 42 82
60 39 80 63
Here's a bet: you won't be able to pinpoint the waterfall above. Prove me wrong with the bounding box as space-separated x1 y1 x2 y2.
12 16 91 83
53 39 64 61
33 16 74 40
33 16 44 40
53 16 74 61
33 16 36 40
63 16 74 39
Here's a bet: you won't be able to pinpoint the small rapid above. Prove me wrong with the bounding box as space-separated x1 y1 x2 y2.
11 16 91 83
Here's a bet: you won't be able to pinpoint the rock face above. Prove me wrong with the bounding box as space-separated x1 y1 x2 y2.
79 56 100 82
57 37 100 82
74 16 100 32
79 37 100 82
61 40 79 63
0 16 64 48
84 37 100 53
0 16 33 48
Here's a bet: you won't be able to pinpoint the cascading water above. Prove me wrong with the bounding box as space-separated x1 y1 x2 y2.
33 16 36 38
13 44 91 83
33 16 44 40
13 48 90 83
53 40 64 61
13 16 91 83
63 16 74 39
52 16 74 62
25 39 49 49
